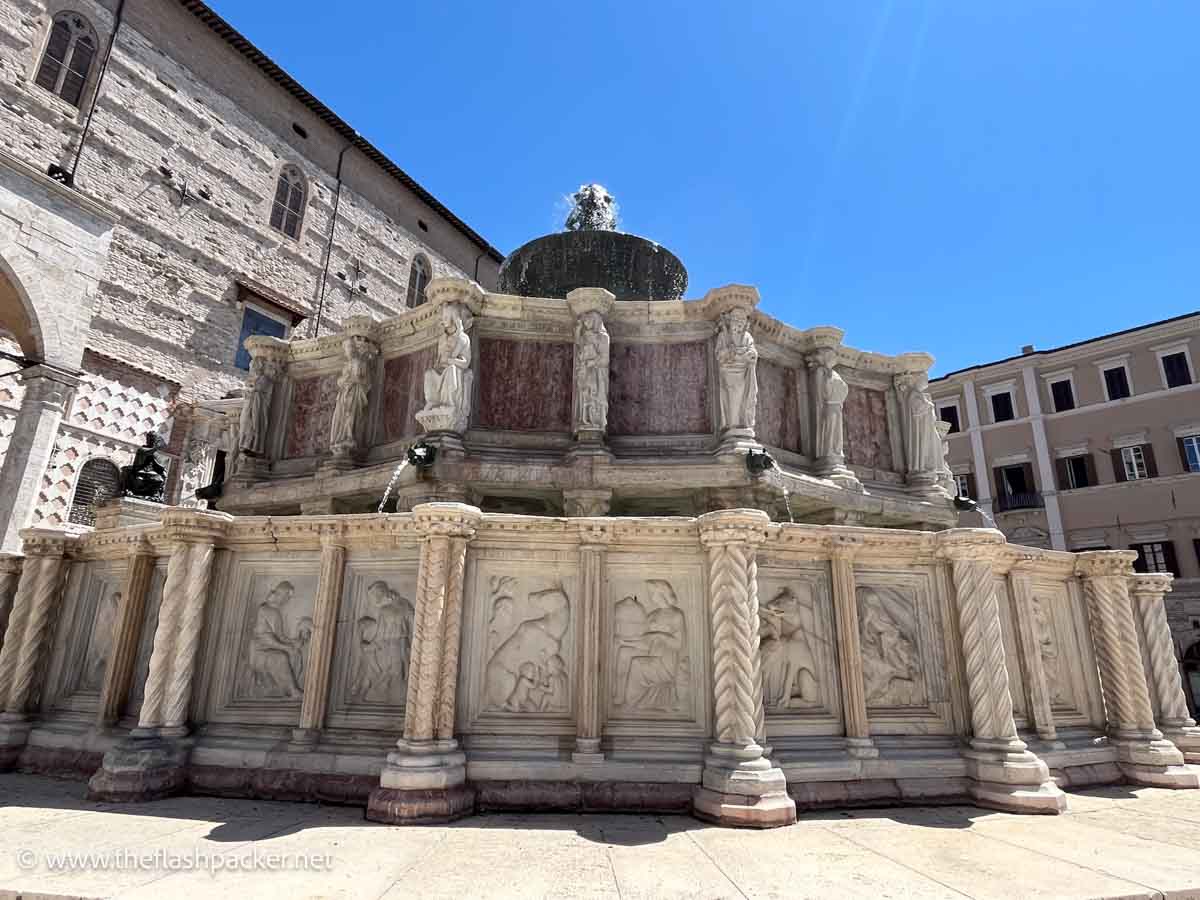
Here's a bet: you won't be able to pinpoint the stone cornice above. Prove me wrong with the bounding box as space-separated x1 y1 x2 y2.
0 149 121 225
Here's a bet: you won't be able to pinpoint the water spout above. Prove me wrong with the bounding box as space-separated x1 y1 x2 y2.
378 459 410 513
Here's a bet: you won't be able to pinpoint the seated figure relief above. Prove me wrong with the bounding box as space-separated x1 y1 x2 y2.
612 580 689 713
760 585 821 710
857 586 925 707
348 580 415 705
242 581 312 699
484 580 571 714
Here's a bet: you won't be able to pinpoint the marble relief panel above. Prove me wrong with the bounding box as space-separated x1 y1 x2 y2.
207 557 320 726
854 568 953 734
459 551 579 734
48 560 125 713
476 339 573 432
758 566 841 733
755 360 803 455
604 559 708 738
381 347 434 443
1030 580 1093 725
843 385 894 472
285 374 336 458
608 341 711 436
326 558 420 732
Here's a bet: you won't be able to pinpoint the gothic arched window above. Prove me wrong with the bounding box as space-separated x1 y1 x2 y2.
406 255 430 308
68 458 121 526
269 165 306 239
34 12 98 107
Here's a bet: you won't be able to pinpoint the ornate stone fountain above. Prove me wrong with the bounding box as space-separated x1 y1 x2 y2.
0 189 1196 831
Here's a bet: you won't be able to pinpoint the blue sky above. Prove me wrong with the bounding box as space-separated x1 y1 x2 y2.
209 1 1198 375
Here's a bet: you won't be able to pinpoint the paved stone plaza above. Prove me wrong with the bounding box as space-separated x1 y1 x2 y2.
2 773 1199 899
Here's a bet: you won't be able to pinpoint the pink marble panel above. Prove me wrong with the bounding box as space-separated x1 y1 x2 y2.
843 385 894 471
285 374 336 458
608 341 711 436
381 347 433 443
755 360 803 454
476 338 573 432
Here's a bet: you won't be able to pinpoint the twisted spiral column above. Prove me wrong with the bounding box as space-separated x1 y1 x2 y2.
949 555 1021 745
1130 574 1199 761
161 541 215 729
0 555 22 656
136 541 189 730
435 535 469 741
0 561 37 710
404 533 449 742
707 538 761 746
6 553 67 715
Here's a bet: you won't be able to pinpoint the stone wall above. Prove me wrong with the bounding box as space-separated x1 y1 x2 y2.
2 506 1196 824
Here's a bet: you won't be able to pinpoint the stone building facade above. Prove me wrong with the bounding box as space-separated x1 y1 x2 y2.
0 0 502 551
930 312 1200 713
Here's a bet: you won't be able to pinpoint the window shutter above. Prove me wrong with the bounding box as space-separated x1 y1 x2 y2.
1084 453 1097 487
1142 443 1158 478
1055 458 1070 490
35 19 71 92
1162 541 1179 576
992 466 1005 497
1110 449 1127 483
1194 539 1200 567
1131 544 1148 573
965 473 977 499
1179 437 1191 472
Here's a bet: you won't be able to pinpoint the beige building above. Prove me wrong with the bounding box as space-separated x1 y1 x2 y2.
0 0 502 552
930 311 1200 713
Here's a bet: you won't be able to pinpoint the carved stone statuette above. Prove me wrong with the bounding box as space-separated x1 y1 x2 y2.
716 307 758 434
809 349 848 464
417 301 475 434
330 334 378 457
238 356 280 457
896 371 944 481
573 311 610 437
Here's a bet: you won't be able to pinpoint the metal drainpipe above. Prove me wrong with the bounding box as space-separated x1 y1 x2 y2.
312 138 356 338
66 0 127 185
473 250 486 283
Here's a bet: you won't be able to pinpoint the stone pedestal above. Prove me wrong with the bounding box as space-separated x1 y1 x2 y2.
563 489 612 518
1130 574 1200 765
693 509 796 828
1076 552 1198 788
0 531 71 768
94 497 165 531
88 510 229 801
939 531 1065 813
367 504 481 825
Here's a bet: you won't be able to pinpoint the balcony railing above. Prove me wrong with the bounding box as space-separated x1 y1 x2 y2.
995 491 1044 513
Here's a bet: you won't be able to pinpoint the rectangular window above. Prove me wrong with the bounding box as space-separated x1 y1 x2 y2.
1183 435 1200 474
1065 455 1091 489
990 391 1015 423
1121 445 1148 480
1132 542 1176 575
1103 366 1131 400
235 306 287 371
1049 379 1075 412
1162 351 1193 389
939 405 961 434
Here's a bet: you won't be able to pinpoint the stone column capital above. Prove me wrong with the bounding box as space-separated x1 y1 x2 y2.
157 508 233 546
1075 550 1138 579
935 529 1006 562
412 502 482 539
827 533 866 560
17 365 80 403
426 277 485 316
16 529 75 559
697 509 770 547
1129 573 1173 598
573 520 614 546
566 287 615 320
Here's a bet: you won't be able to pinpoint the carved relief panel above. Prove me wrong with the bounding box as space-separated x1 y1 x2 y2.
284 374 337 458
326 557 420 732
604 557 709 739
459 550 579 734
757 567 841 734
1029 579 1100 727
46 560 125 715
854 569 954 734
206 555 320 726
